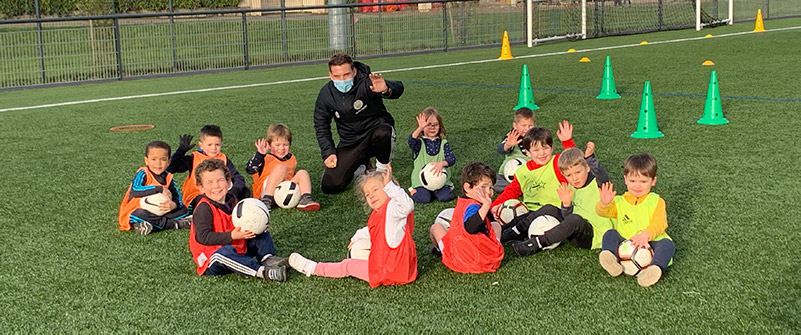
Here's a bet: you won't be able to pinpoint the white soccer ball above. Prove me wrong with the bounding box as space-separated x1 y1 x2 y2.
139 193 171 216
348 238 371 261
274 181 301 208
527 215 561 250
231 198 270 234
502 158 527 183
498 199 529 224
434 208 455 229
618 240 654 276
419 162 448 191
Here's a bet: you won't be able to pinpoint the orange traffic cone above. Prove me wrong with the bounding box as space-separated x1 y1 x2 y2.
498 31 514 60
754 9 766 32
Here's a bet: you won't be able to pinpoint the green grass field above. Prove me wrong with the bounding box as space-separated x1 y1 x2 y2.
1 17 800 332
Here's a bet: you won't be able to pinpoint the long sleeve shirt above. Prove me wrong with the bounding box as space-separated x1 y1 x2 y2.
245 152 293 175
595 192 668 240
351 182 414 248
407 135 456 166
129 168 183 206
192 194 238 246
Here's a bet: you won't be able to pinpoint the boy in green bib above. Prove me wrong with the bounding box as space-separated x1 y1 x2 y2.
495 108 535 192
596 153 674 287
408 107 455 203
512 143 615 256
491 121 576 242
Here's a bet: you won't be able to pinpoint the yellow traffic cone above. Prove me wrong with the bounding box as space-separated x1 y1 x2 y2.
498 31 514 60
754 9 766 32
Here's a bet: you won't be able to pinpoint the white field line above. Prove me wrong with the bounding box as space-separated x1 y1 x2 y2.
2 25 800 114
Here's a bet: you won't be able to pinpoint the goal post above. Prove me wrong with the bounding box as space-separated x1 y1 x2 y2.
697 0 733 31
526 0 586 47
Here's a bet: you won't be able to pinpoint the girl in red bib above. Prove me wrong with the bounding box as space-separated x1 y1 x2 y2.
288 165 417 288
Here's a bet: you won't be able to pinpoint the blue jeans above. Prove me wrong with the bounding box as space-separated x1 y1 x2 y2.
204 232 277 277
411 186 455 204
601 229 675 270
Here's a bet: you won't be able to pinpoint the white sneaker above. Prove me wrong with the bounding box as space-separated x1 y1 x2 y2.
288 252 317 277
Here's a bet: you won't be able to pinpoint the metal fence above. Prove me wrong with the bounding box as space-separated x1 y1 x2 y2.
0 0 525 89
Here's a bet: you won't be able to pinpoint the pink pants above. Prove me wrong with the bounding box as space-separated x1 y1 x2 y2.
314 258 369 282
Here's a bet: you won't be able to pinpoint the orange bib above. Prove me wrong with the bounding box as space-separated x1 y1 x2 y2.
181 151 228 207
118 167 174 231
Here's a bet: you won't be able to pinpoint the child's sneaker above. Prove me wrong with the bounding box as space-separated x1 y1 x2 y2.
599 250 623 277
296 194 320 211
261 254 288 268
260 195 275 209
637 265 662 287
288 252 317 277
429 244 442 258
133 221 154 235
173 215 193 229
261 265 286 282
512 235 543 257
500 227 523 243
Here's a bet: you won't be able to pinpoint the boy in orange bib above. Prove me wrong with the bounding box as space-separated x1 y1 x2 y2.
430 162 504 273
118 141 191 235
244 124 319 211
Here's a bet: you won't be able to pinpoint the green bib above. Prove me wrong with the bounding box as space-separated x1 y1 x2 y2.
499 144 529 173
614 193 670 241
410 138 453 189
515 156 561 210
571 183 615 249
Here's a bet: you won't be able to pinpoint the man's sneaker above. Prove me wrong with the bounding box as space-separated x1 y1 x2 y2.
133 221 154 235
261 254 288 268
353 164 367 177
260 195 275 209
637 265 662 287
288 252 317 277
296 194 320 211
173 215 193 229
261 265 286 282
512 236 543 257
429 244 442 258
599 250 623 277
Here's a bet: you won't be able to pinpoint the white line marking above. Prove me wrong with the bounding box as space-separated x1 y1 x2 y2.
2 25 799 113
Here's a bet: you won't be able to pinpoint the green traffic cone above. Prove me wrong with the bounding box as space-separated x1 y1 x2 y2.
514 65 539 111
698 71 729 125
631 81 664 139
596 56 621 99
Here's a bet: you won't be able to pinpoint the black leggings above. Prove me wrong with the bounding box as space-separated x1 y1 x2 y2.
321 124 395 194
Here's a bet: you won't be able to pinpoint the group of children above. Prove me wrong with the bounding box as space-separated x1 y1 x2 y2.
117 107 675 288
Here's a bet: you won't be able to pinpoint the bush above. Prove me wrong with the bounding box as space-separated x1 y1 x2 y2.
0 0 241 17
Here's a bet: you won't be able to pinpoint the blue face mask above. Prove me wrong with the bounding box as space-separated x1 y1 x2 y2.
333 78 354 93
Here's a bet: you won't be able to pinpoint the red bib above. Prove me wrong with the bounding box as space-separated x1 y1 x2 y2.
367 201 418 288
188 197 246 275
441 198 504 273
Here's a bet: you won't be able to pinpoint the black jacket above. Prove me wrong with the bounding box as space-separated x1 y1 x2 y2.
314 61 404 159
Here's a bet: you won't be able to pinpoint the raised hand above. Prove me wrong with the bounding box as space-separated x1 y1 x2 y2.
584 141 595 158
254 138 269 155
369 73 387 93
556 182 574 208
382 163 393 186
178 134 195 152
505 128 522 148
556 120 573 142
599 182 616 205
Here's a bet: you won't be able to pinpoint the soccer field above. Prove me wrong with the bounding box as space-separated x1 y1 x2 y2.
1 17 800 332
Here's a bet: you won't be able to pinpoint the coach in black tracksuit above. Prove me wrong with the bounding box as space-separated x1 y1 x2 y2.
314 54 404 194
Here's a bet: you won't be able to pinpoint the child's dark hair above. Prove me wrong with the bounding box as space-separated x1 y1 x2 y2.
514 108 535 124
194 159 230 186
623 153 658 178
145 140 171 157
460 162 496 189
199 125 223 141
520 127 553 151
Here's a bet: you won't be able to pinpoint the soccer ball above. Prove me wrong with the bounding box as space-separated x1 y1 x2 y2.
139 193 171 216
274 181 301 208
434 208 455 229
618 240 653 276
232 198 270 234
348 238 371 261
498 199 528 224
502 158 527 183
527 215 561 250
419 162 448 191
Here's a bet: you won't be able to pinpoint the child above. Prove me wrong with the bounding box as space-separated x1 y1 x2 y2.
287 164 418 288
245 124 320 211
188 159 287 282
491 121 576 242
512 143 615 256
596 153 675 287
495 107 536 192
408 107 455 203
168 125 249 212
430 162 504 274
118 141 191 235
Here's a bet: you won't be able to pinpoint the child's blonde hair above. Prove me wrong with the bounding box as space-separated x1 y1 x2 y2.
623 153 658 178
354 170 398 200
557 147 588 172
420 107 446 139
266 123 292 144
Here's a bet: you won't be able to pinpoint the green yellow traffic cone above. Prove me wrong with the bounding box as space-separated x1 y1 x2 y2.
631 81 664 139
514 65 539 111
596 56 621 99
698 71 729 125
